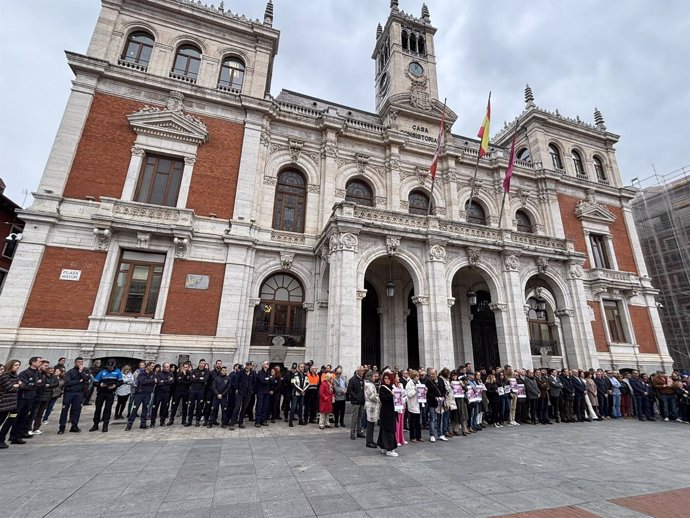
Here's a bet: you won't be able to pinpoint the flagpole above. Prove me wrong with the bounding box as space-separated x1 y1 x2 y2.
427 97 447 216
467 91 491 212
499 125 520 228
498 190 507 228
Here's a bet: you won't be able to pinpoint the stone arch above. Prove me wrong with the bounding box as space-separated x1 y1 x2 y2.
170 35 208 55
121 22 160 41
336 164 386 198
357 245 428 297
457 186 499 221
264 151 319 186
250 260 315 304
445 256 505 303
399 178 445 211
520 266 570 310
217 47 252 68
508 199 543 232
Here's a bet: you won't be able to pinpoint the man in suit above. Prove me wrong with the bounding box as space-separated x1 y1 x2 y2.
571 370 588 421
559 368 576 422
547 369 563 423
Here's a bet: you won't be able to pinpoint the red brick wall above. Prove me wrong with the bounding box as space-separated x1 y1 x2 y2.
187 117 243 219
161 260 225 336
629 306 659 354
63 92 244 219
557 193 590 269
21 247 106 329
588 300 609 352
63 94 139 200
608 206 637 273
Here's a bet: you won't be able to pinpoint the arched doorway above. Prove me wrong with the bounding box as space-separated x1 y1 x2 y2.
361 280 380 367
406 290 420 368
470 290 500 370
251 273 306 347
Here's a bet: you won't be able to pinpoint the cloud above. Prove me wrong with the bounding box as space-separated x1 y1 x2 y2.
1 0 688 204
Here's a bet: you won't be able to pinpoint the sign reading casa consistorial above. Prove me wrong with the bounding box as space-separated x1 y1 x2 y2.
0 0 672 375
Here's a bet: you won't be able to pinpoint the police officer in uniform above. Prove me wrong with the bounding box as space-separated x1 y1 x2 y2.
151 362 174 427
188 360 208 427
229 362 256 430
169 362 192 426
126 362 155 430
209 366 230 428
11 356 43 443
58 357 90 434
89 359 122 433
204 359 223 425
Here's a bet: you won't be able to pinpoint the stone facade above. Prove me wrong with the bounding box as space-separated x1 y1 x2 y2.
0 0 673 374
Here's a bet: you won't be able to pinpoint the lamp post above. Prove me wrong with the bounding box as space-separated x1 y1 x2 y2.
386 254 395 297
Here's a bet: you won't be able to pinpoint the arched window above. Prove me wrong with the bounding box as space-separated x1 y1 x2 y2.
345 179 374 206
417 35 425 55
572 150 586 179
272 169 306 233
515 210 533 233
251 273 306 347
409 33 417 53
527 296 558 355
218 57 245 92
171 44 201 81
516 147 531 162
465 200 487 225
401 30 409 51
408 190 431 215
593 156 608 184
121 31 154 67
548 144 564 170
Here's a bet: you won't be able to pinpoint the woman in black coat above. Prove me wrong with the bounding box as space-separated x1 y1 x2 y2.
0 359 21 448
377 372 398 457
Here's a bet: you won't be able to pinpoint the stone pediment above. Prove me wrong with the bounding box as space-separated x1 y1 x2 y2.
127 91 209 145
575 198 616 224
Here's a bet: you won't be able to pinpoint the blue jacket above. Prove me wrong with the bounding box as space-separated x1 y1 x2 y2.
94 368 123 391
629 377 649 397
154 371 175 394
135 371 156 395
256 368 273 395
64 366 91 394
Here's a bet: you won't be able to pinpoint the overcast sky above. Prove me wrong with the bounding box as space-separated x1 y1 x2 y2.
1 0 689 205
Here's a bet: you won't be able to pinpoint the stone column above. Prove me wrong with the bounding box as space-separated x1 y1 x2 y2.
327 230 361 375
232 112 263 221
426 242 455 369
500 253 533 369
562 262 600 369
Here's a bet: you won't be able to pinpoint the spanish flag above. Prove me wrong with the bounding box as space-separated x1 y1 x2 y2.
477 92 491 158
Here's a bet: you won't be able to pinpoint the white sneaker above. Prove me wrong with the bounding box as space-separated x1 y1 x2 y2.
507 422 515 426
493 423 500 428
664 417 669 422
386 450 399 457
397 443 401 447
438 435 448 441
43 421 49 425
27 431 34 436
513 421 520 426
33 430 43 435
676 418 683 423
430 436 436 442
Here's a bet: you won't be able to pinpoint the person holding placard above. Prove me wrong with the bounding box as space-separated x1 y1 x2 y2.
393 374 407 446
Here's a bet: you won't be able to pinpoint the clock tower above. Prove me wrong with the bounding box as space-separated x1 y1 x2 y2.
373 1 440 115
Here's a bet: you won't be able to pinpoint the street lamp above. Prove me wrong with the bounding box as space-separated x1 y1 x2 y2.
466 288 477 307
386 255 395 297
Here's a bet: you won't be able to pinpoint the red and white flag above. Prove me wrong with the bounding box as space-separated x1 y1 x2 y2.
503 133 516 192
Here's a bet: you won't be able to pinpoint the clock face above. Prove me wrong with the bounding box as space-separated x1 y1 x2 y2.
409 61 424 77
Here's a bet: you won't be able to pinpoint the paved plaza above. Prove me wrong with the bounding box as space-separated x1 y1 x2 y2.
1 410 689 518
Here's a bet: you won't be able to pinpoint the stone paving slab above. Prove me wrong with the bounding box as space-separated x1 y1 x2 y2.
1 410 689 517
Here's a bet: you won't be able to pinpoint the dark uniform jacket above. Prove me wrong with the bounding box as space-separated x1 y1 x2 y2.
94 368 123 392
234 370 256 396
41 375 60 403
212 375 231 398
256 368 273 395
17 367 42 401
154 371 175 394
175 371 192 396
190 368 208 393
64 367 90 394
134 371 156 395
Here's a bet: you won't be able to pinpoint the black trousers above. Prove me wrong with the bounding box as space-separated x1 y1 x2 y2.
203 390 213 422
59 392 84 429
210 396 228 424
231 392 253 425
127 393 150 426
188 390 205 423
93 390 115 425
527 398 538 423
549 395 561 421
114 394 129 418
304 389 318 422
11 399 34 439
333 400 346 425
170 392 189 422
573 395 585 420
151 392 171 423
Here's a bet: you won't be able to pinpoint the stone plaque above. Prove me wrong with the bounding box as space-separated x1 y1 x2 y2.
185 274 209 290
59 269 81 281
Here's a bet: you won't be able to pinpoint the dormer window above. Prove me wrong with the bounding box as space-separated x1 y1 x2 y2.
218 57 245 92
572 149 586 179
409 190 431 215
171 44 201 83
120 31 154 69
594 156 608 185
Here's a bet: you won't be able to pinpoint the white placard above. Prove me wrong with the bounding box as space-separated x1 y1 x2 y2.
60 269 81 281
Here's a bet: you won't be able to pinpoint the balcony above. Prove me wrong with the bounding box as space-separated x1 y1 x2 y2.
117 58 147 72
169 72 196 84
92 198 195 235
251 323 306 348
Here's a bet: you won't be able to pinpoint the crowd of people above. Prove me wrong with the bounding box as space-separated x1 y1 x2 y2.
1 355 688 454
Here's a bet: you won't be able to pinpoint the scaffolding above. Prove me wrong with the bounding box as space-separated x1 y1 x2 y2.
630 164 690 370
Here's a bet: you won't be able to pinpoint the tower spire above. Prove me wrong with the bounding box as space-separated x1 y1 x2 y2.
525 83 535 108
264 0 274 27
421 3 430 21
391 0 399 12
594 107 606 130
376 23 383 39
